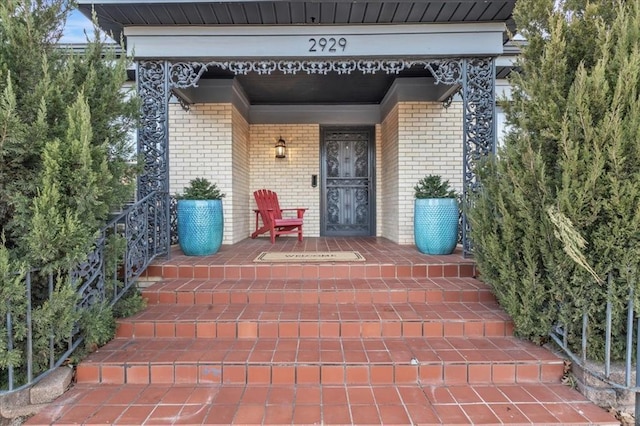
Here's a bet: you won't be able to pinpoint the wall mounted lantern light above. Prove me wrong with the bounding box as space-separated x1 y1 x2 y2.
275 137 287 159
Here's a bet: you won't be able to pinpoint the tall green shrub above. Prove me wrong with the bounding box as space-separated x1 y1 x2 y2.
25 93 111 271
469 0 640 358
0 241 26 372
0 0 138 255
0 0 142 387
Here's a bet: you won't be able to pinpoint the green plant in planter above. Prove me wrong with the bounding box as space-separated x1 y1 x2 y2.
177 178 225 200
414 175 457 199
413 175 459 255
176 178 225 256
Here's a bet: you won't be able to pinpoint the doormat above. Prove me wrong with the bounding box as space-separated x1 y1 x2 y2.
253 251 365 263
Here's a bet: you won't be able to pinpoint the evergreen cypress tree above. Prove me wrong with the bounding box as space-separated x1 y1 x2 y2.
0 1 140 385
469 0 640 358
0 241 26 371
0 0 137 258
25 93 109 271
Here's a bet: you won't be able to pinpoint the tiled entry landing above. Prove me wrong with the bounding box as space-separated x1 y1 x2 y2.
27 237 617 425
143 237 477 281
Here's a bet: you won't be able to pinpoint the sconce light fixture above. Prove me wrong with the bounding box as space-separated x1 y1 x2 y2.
275 137 287 159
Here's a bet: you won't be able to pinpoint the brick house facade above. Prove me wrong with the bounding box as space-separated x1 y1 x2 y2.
79 1 515 253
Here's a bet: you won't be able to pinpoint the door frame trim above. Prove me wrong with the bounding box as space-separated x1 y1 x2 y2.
319 125 376 237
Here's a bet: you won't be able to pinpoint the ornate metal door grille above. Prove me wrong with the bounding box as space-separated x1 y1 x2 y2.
321 127 375 236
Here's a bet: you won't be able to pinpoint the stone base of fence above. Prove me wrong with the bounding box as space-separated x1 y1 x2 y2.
572 360 636 416
0 366 73 423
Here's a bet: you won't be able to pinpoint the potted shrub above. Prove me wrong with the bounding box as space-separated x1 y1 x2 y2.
413 175 459 255
176 178 225 256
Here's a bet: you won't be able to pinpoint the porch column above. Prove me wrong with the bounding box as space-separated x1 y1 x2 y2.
461 57 496 256
137 60 171 256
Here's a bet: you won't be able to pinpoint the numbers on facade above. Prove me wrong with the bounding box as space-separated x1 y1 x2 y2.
309 37 347 52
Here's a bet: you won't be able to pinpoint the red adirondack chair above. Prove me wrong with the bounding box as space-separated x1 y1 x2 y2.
251 189 307 243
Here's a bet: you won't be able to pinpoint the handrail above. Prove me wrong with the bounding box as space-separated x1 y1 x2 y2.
1 190 165 394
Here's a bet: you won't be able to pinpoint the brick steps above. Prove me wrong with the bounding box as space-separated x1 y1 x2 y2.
75 337 564 386
29 383 619 425
141 277 495 305
115 302 513 339
30 238 617 425
141 261 476 280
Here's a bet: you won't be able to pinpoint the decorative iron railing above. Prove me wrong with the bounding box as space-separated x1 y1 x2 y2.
1 191 164 393
550 273 640 419
170 195 178 245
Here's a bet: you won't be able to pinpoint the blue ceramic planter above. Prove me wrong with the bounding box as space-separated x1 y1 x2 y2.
177 199 223 256
414 198 458 255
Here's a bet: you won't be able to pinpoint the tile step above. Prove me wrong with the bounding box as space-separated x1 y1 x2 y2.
27 383 619 425
141 261 476 281
141 277 496 305
115 302 513 339
76 337 564 386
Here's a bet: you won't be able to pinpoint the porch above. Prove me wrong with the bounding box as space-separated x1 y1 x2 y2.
122 2 508 255
26 237 617 425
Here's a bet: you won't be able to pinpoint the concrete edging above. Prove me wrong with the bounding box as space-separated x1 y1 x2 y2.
0 366 73 421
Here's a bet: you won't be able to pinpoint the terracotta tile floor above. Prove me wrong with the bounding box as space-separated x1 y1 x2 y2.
25 238 618 425
140 277 494 309
115 301 512 338
163 237 471 265
73 336 565 387
28 383 618 425
141 237 476 281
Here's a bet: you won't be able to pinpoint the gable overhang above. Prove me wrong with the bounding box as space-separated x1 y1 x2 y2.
78 0 516 46
78 0 514 104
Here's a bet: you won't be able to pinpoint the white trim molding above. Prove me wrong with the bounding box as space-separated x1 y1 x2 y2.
125 23 506 59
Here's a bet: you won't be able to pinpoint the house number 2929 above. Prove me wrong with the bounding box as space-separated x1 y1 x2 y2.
308 37 347 52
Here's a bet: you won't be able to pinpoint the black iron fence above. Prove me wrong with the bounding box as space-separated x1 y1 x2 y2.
550 273 640 419
1 191 164 393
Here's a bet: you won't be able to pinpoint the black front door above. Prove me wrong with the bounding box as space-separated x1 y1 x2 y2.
320 126 375 236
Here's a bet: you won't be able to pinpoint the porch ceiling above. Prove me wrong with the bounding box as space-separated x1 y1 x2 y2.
193 66 437 105
77 0 516 46
238 73 397 104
